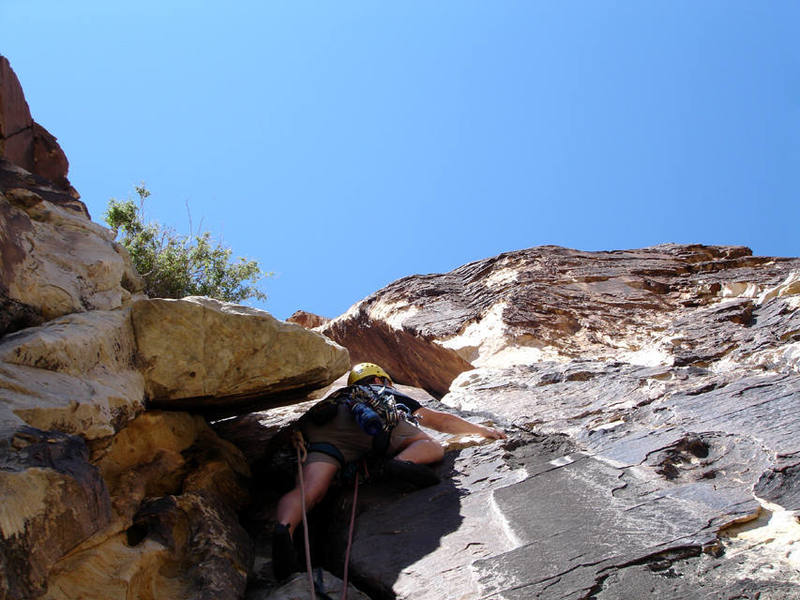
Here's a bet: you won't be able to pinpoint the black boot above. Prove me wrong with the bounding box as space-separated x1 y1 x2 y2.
272 523 298 580
383 459 440 489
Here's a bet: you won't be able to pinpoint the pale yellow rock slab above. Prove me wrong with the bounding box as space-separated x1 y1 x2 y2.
1 189 139 320
131 296 349 405
0 309 145 439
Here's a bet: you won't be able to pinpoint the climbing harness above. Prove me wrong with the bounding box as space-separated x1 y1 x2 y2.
292 431 361 600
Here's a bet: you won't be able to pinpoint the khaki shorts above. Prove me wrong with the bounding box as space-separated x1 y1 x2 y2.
303 404 426 467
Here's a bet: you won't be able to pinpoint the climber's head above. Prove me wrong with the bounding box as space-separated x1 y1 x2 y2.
348 362 393 386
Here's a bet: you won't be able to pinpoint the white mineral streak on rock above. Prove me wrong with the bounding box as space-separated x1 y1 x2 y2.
720 282 762 299
436 301 562 367
484 266 519 289
721 498 800 574
619 342 675 367
367 297 421 330
758 271 800 304
393 463 529 600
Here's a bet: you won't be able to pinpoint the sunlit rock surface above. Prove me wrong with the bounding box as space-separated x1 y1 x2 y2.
131 296 349 411
0 308 145 440
4 54 800 598
323 245 800 393
286 309 329 329
0 160 141 336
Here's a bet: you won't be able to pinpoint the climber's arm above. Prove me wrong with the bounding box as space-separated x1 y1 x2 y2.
414 407 506 440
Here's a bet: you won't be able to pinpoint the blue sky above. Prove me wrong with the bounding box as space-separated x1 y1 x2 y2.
3 2 798 320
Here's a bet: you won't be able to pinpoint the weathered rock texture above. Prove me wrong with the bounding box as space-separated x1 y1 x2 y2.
40 411 253 600
0 56 75 196
323 245 800 392
310 244 800 599
0 308 145 440
132 296 349 411
0 159 141 337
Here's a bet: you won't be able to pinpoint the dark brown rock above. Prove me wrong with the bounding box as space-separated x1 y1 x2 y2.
0 56 76 197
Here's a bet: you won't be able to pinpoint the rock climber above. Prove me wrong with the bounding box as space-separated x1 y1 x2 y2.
272 361 506 579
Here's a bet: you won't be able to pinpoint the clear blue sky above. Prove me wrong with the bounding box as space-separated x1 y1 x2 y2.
4 2 798 320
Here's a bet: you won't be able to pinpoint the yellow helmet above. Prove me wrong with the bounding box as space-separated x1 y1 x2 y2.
348 362 393 386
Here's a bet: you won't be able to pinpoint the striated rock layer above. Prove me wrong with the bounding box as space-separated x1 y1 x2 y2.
323 244 800 393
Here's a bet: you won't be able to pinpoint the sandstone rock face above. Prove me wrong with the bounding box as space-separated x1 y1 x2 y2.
308 245 800 599
42 411 252 600
0 428 111 600
132 296 349 411
0 61 359 600
0 308 145 440
0 160 141 337
0 56 75 195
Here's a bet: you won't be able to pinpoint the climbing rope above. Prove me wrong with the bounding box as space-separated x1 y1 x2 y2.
292 431 361 600
340 463 361 600
292 431 316 600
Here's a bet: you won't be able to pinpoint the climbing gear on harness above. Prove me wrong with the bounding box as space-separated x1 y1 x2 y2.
347 384 417 433
350 400 382 435
347 362 392 386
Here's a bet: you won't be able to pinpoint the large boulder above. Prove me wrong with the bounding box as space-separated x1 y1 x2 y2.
131 296 349 412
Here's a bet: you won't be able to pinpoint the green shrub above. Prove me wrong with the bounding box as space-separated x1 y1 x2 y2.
105 185 268 303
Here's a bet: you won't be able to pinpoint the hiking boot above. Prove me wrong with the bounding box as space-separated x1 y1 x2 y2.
271 523 297 580
383 459 440 489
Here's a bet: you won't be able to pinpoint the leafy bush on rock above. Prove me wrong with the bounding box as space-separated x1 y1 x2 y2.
105 185 268 303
